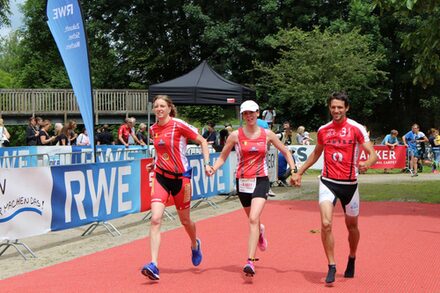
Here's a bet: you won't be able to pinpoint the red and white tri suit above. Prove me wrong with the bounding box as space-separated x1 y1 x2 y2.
317 118 369 216
234 127 270 207
149 118 199 210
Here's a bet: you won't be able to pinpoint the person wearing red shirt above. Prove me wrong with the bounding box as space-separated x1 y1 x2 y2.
292 92 377 284
141 95 212 281
118 118 145 147
209 100 297 277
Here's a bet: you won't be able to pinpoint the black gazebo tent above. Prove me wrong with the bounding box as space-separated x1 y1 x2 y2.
148 61 255 105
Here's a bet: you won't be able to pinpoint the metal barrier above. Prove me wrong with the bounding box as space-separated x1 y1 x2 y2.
0 153 50 168
0 148 151 169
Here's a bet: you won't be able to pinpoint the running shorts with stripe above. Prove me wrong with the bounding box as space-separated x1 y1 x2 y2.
319 176 359 217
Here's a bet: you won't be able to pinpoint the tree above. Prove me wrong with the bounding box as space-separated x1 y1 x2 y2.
255 27 387 129
374 0 440 87
0 31 23 87
0 0 11 27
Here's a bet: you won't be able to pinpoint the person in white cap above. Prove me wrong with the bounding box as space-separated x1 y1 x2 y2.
208 100 297 277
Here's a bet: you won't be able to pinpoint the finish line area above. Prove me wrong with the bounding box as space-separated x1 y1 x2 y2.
1 199 439 292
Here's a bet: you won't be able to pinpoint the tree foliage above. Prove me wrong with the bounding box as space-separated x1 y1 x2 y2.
255 28 387 129
0 0 11 27
1 0 440 132
178 105 225 126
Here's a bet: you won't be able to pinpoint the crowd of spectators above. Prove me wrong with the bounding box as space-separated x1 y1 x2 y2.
1 112 440 175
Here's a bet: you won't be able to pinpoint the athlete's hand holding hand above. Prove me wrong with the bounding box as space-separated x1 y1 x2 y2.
205 165 214 176
291 173 302 187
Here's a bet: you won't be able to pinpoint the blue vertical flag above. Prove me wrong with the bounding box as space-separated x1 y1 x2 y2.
46 0 95 159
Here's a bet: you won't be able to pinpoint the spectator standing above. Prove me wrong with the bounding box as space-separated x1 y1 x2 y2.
26 117 39 146
381 129 399 173
262 107 276 129
97 124 114 145
128 117 138 145
55 126 70 146
280 121 294 145
38 120 56 145
428 128 440 174
118 118 145 147
35 116 43 130
202 121 218 145
0 118 11 147
296 126 313 145
402 123 428 177
136 123 148 144
68 120 78 145
77 129 91 146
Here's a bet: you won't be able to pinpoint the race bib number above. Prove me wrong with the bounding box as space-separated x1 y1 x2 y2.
239 178 257 193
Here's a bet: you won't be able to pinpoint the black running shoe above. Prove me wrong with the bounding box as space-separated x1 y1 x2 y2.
344 257 355 278
325 265 336 284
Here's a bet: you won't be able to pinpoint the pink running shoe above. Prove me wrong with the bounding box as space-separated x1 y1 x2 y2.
243 260 256 276
258 224 268 251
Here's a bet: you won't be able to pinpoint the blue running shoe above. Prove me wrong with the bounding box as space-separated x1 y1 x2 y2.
141 262 160 280
191 238 202 266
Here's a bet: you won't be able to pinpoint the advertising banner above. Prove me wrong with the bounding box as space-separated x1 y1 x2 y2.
46 0 95 151
0 146 39 168
359 145 407 169
50 160 141 231
190 153 232 200
0 167 53 240
139 158 154 212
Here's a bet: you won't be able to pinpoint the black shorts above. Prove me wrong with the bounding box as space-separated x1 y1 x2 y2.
236 176 270 208
319 177 360 217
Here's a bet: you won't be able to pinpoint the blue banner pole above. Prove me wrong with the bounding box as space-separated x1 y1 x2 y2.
46 0 96 162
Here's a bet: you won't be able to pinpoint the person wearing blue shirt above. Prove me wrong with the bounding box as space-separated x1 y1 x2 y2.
278 146 298 186
381 129 399 173
402 124 428 177
257 118 269 129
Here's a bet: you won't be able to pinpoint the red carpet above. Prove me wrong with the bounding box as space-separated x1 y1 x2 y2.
1 201 440 292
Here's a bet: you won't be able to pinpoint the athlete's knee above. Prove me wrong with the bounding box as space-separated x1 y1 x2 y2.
180 217 193 227
321 219 333 232
150 215 162 227
248 215 259 226
345 219 358 231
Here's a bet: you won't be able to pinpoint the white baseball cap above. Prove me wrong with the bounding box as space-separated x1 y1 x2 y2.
240 100 259 114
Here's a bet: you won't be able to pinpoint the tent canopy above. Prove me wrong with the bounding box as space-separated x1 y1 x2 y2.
148 61 255 105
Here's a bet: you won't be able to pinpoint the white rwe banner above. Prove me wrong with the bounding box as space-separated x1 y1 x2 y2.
288 145 323 170
0 167 53 240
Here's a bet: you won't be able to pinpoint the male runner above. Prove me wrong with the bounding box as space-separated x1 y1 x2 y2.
292 92 377 284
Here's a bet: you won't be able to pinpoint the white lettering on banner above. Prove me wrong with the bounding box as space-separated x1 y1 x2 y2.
97 149 137 163
68 32 80 40
64 171 86 223
87 168 115 217
118 166 132 212
359 149 396 160
66 41 80 50
190 158 225 195
64 23 80 33
52 4 74 20
64 166 132 223
0 150 31 168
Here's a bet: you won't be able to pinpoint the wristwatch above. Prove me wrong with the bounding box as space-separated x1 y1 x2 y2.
203 161 211 167
291 167 298 174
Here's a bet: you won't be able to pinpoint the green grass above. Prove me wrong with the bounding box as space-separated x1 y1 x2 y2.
359 181 440 203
